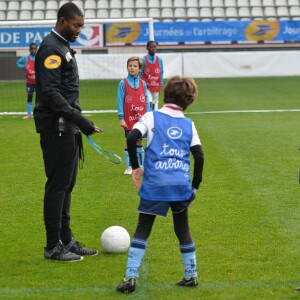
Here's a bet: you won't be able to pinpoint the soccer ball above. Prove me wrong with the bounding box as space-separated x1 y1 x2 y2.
100 226 130 253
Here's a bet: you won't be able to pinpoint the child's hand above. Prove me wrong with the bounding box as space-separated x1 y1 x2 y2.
119 119 127 128
132 167 144 189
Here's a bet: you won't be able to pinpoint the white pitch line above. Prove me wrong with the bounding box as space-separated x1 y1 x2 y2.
0 280 299 296
186 109 300 114
0 109 299 116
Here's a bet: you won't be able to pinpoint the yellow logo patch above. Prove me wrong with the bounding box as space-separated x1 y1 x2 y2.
245 20 280 41
106 23 141 44
44 55 62 69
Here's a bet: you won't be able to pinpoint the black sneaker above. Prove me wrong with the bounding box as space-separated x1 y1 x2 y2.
116 278 136 293
177 277 198 287
65 238 98 256
44 241 83 262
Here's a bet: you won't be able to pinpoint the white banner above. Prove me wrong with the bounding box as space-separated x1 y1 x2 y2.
184 51 300 78
76 53 182 80
76 51 300 79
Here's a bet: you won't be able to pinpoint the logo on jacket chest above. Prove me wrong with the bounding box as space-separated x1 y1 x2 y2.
125 94 145 103
167 127 182 139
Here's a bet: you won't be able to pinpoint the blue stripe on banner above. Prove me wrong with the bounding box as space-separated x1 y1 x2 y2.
106 20 300 45
2 20 300 49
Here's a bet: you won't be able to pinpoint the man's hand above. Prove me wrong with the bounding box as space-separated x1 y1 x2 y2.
132 167 144 189
93 126 102 134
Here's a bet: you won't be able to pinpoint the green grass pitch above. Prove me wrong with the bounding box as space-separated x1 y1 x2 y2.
0 77 299 299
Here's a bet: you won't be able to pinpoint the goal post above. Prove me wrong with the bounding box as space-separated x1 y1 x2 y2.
0 17 155 114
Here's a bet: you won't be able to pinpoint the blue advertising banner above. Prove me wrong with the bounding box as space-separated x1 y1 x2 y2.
0 25 101 49
1 20 300 49
105 20 300 45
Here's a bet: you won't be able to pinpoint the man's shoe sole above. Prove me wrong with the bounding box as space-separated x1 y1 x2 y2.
44 256 84 262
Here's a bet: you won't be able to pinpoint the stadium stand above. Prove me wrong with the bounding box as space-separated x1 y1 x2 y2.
135 7 148 17
237 0 250 7
290 5 300 18
32 10 44 19
135 0 147 8
174 7 187 19
123 7 134 17
161 7 174 19
20 0 33 10
188 7 200 19
46 0 59 10
251 6 264 18
275 0 288 6
226 7 239 18
225 0 237 7
6 10 18 20
238 6 251 19
213 7 226 19
73 0 84 7
123 0 135 8
263 0 275 6
7 1 20 11
250 0 262 6
174 0 186 7
200 7 212 19
148 7 161 19
288 0 300 5
109 8 122 18
84 0 97 9
110 0 121 9
187 0 200 6
212 0 225 7
97 0 109 9
276 5 290 18
161 0 173 8
0 1 7 11
97 8 109 17
148 0 160 8
45 9 57 19
0 0 298 20
58 1 69 6
33 1 45 10
264 6 277 18
85 8 96 17
19 9 31 19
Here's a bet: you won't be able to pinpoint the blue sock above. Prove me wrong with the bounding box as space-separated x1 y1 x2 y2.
124 149 130 168
27 102 32 116
125 237 147 279
180 242 197 279
136 145 144 166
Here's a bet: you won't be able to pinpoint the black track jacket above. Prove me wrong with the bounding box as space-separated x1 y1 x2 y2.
34 30 94 135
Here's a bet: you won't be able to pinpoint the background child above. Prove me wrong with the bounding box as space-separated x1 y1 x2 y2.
16 42 38 119
140 41 164 111
117 56 151 175
116 76 204 293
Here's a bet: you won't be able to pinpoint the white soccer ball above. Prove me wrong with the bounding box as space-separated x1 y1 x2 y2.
100 226 130 253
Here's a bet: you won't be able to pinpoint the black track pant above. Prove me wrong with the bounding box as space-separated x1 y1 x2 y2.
40 128 81 249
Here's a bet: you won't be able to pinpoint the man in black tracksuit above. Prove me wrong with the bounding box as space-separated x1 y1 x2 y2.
34 2 100 262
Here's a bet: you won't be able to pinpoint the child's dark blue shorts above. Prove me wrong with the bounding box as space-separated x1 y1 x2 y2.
125 130 146 139
138 194 195 217
26 83 36 94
